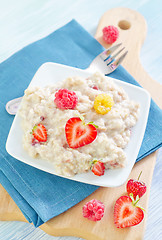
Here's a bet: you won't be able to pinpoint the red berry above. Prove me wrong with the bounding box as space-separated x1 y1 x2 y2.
126 179 146 199
32 124 47 142
40 116 45 121
91 160 105 176
82 199 105 221
91 85 99 90
65 117 97 148
31 138 39 146
54 88 78 109
102 25 119 44
114 195 144 228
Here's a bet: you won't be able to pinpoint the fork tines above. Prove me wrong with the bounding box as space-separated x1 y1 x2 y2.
100 43 128 68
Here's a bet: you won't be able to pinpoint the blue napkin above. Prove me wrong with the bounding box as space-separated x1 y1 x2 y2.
0 20 161 227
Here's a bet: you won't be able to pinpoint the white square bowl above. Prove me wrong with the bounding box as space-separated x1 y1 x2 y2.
6 62 150 187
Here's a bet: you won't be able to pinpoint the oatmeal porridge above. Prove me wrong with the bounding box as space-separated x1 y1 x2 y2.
19 72 140 176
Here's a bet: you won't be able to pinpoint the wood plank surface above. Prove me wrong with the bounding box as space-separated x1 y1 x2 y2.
0 8 161 240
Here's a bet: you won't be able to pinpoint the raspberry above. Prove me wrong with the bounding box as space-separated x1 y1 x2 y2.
82 199 105 221
102 25 119 44
94 93 114 114
54 89 78 109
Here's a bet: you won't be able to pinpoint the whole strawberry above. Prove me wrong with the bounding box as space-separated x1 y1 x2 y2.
126 172 146 199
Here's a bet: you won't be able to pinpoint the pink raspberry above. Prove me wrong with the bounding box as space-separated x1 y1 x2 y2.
82 199 105 221
54 89 78 109
102 25 119 44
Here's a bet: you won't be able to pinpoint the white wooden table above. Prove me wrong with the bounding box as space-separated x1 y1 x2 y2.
0 0 161 239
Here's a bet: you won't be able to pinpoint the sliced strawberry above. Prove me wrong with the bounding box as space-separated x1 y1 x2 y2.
114 195 144 228
91 160 105 176
65 117 97 148
32 124 47 142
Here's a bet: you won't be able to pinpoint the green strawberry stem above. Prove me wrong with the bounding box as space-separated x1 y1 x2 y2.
30 125 37 134
88 121 99 128
138 206 146 212
129 193 145 212
89 159 98 169
78 114 85 123
137 171 142 181
75 114 86 125
130 194 140 205
76 114 98 128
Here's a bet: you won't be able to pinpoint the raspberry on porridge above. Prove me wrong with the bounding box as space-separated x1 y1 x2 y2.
19 72 140 177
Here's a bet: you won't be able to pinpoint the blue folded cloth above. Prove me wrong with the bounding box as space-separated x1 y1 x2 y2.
0 20 161 227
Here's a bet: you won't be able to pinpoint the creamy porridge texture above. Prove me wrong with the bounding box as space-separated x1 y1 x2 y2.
19 72 140 176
